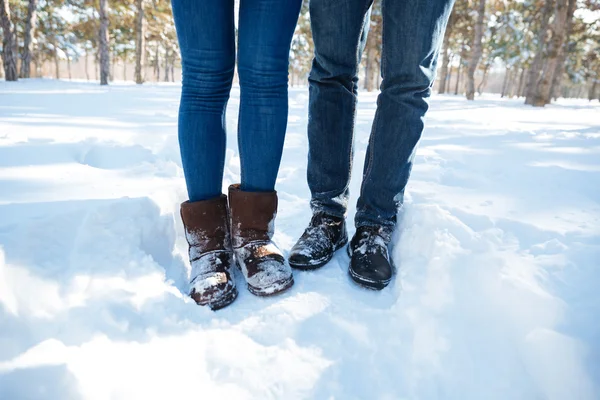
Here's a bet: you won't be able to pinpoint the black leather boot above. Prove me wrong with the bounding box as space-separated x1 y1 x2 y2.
289 213 348 270
348 226 393 290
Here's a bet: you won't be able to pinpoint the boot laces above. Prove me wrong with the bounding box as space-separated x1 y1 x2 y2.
356 226 388 256
306 213 342 242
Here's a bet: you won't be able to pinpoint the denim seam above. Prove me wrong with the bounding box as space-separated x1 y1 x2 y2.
354 0 376 200
358 0 384 210
337 0 374 209
237 95 245 186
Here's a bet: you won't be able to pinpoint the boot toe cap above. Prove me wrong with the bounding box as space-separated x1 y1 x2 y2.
289 237 335 269
349 254 392 290
288 249 317 267
190 272 237 309
246 259 294 296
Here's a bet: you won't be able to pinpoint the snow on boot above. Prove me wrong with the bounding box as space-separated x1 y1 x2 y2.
180 195 238 310
289 213 348 270
228 184 294 297
348 226 393 290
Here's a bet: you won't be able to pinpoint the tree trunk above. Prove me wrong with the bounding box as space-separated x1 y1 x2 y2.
549 0 576 102
123 58 127 81
51 36 60 79
438 13 455 95
440 54 452 94
85 52 90 81
501 67 510 98
365 44 378 92
525 0 554 105
477 62 490 95
155 43 160 82
454 58 462 95
111 48 116 81
445 54 455 94
66 51 72 80
95 50 99 81
98 0 110 85
135 0 145 84
364 48 372 91
566 86 573 98
520 68 529 97
164 47 169 82
507 69 517 97
143 36 148 81
466 0 486 100
0 0 18 81
20 0 38 79
506 69 513 97
589 78 598 102
364 51 371 90
516 67 526 98
531 0 569 106
33 49 39 77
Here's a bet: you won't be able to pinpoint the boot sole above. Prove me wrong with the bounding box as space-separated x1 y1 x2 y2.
247 275 294 297
289 238 349 271
194 286 239 311
346 245 392 291
234 258 295 297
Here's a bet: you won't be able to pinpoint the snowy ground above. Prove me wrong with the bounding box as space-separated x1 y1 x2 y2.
0 79 599 400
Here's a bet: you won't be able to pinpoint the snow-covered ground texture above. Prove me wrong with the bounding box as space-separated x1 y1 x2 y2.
0 79 599 400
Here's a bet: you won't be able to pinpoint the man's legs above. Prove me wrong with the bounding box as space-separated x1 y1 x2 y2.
355 0 455 237
288 0 372 270
348 0 455 289
307 0 373 218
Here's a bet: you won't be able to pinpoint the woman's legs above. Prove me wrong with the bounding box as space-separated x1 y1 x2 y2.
237 0 303 192
172 0 235 202
228 0 302 297
173 0 238 310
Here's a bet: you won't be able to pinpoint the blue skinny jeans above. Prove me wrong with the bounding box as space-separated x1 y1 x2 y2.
171 0 302 201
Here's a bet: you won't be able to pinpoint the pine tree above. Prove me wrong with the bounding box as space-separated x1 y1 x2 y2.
438 11 455 95
525 0 554 105
363 0 382 92
466 0 487 100
531 0 570 106
135 0 145 84
99 0 110 85
549 0 577 101
20 0 38 79
0 0 18 81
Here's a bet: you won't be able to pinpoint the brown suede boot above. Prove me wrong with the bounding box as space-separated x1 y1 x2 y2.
228 184 294 296
180 195 238 310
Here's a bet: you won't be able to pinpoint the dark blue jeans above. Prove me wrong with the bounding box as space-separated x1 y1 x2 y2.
172 0 302 202
307 0 455 237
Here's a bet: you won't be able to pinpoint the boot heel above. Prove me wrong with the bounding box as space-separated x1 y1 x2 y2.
289 213 348 270
228 184 295 297
181 195 238 310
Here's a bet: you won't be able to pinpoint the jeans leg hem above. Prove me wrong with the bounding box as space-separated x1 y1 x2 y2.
354 219 395 242
310 204 347 220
